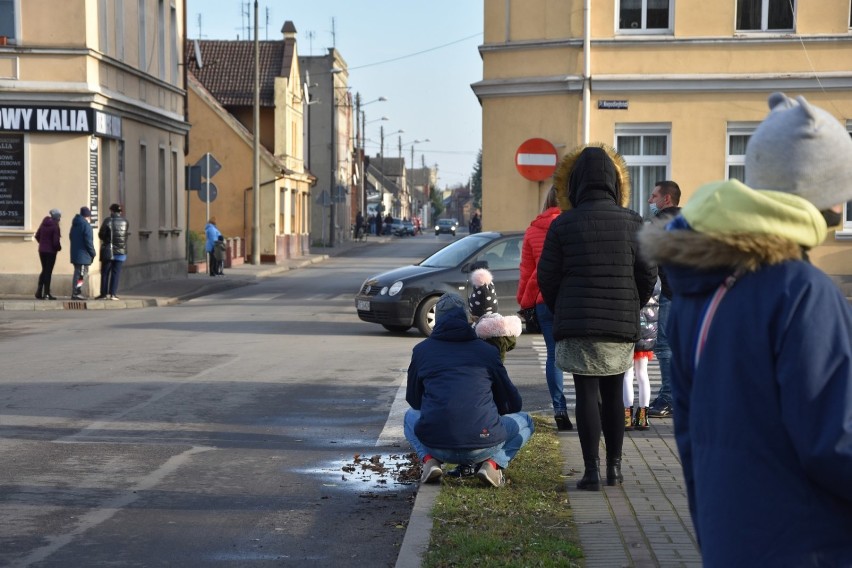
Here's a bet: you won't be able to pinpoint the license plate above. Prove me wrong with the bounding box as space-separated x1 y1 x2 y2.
357 300 370 311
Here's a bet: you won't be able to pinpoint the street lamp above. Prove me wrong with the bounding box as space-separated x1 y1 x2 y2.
379 125 404 218
328 67 343 247
354 94 387 219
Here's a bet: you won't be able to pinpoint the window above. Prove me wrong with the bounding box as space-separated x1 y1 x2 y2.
116 0 125 61
618 0 671 32
171 150 179 228
157 0 166 80
616 127 670 217
0 0 17 42
98 0 109 54
139 143 148 229
169 3 178 83
158 146 166 227
138 0 147 71
842 130 852 234
737 0 795 31
726 124 756 182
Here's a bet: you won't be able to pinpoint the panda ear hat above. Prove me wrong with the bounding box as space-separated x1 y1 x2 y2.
468 268 499 317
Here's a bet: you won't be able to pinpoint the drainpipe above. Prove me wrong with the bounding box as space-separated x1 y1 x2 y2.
582 0 591 145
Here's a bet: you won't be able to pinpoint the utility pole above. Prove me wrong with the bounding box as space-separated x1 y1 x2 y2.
329 70 336 247
251 0 260 264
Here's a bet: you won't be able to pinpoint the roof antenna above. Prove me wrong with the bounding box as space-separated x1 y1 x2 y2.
331 17 336 48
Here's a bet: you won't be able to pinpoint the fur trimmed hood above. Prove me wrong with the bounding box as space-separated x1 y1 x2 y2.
473 313 523 339
640 179 826 273
553 143 631 211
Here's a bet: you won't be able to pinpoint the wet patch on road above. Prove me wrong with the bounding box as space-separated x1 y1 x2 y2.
300 452 420 492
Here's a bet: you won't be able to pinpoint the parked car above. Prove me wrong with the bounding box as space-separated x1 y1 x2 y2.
435 218 458 236
391 219 416 236
355 231 523 335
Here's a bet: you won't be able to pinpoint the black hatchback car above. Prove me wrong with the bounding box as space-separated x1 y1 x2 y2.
355 231 523 335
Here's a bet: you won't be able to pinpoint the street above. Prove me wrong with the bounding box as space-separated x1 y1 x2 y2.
1 236 517 567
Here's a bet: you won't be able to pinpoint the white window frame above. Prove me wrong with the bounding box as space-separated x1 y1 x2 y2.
726 123 758 182
615 125 671 218
0 0 20 43
838 126 852 239
617 0 673 34
736 0 796 32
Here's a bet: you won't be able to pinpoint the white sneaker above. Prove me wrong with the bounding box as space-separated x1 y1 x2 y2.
476 459 505 488
419 458 443 484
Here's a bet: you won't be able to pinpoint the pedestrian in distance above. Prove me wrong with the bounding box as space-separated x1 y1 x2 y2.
213 235 226 276
97 203 129 300
69 206 96 300
383 213 393 235
517 186 573 432
355 210 365 241
34 208 62 300
204 217 222 277
403 293 534 488
623 278 660 431
469 211 482 234
646 180 682 419
468 268 523 362
538 144 657 491
640 92 852 566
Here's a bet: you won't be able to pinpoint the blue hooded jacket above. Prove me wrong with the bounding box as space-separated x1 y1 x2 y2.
641 180 852 567
405 300 522 450
69 213 96 265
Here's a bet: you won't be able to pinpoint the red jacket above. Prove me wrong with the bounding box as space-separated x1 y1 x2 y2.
516 206 560 308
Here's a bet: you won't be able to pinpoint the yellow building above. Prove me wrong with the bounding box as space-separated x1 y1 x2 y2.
187 22 313 262
0 0 189 295
474 0 852 290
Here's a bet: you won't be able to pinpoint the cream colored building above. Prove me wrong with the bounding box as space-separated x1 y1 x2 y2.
0 0 189 295
188 22 313 262
474 0 852 290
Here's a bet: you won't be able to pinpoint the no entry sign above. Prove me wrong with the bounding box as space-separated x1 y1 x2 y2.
515 138 558 181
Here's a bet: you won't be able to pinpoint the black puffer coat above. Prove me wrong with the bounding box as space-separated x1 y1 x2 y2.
537 146 657 342
98 214 129 256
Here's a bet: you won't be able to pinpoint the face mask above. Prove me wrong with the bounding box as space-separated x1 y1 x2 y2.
821 208 843 228
649 203 660 216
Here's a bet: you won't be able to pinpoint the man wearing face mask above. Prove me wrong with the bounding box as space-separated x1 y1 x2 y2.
646 180 681 418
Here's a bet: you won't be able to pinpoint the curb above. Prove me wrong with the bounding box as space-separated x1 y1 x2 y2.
395 482 439 568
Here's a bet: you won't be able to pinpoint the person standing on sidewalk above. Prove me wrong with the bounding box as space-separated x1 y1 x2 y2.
640 92 852 565
646 180 681 419
34 208 62 300
97 203 128 300
538 144 657 491
623 278 660 431
404 293 534 488
205 217 222 277
69 206 96 299
517 186 573 431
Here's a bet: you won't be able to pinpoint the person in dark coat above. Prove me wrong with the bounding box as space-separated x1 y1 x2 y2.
646 180 682 419
97 203 129 300
34 208 62 300
403 293 534 488
537 144 657 491
69 206 96 299
641 92 852 566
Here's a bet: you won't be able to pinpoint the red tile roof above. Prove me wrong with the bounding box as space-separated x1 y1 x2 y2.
187 39 296 107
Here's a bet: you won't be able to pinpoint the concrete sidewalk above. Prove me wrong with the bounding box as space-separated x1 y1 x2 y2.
0 237 389 311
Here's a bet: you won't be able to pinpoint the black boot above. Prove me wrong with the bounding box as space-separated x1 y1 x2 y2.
577 459 600 491
43 286 57 300
35 279 44 300
554 410 573 431
606 457 623 486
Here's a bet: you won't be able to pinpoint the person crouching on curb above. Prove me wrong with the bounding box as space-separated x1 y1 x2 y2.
468 268 523 362
403 293 534 488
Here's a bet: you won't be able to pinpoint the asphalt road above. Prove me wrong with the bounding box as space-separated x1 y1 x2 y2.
0 236 459 567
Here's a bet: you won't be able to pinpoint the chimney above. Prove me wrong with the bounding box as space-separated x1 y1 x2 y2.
282 20 297 41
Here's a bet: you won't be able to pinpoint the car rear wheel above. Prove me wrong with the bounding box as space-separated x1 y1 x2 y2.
382 324 411 333
415 296 441 336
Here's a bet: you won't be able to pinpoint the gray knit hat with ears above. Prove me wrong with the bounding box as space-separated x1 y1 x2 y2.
745 92 852 210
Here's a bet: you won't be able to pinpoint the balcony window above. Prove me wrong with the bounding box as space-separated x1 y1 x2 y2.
616 128 670 217
619 0 671 32
737 0 795 31
726 126 755 182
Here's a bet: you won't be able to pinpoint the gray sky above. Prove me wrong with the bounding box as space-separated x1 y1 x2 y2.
187 0 484 188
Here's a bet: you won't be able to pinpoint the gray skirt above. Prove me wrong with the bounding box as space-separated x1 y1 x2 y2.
556 336 634 376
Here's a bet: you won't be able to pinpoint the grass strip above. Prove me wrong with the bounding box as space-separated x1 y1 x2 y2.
422 416 583 567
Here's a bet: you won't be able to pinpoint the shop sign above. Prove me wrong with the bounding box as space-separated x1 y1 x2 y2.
0 133 25 228
0 106 121 138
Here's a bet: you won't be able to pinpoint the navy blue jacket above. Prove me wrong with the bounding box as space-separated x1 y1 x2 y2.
405 303 522 450
69 213 96 265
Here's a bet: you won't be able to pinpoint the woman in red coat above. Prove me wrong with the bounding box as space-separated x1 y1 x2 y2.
517 187 572 431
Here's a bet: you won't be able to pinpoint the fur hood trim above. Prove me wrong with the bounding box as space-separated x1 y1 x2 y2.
474 313 523 339
640 221 806 273
470 268 493 287
553 143 631 210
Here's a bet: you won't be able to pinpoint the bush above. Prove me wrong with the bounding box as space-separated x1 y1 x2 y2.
188 230 206 263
